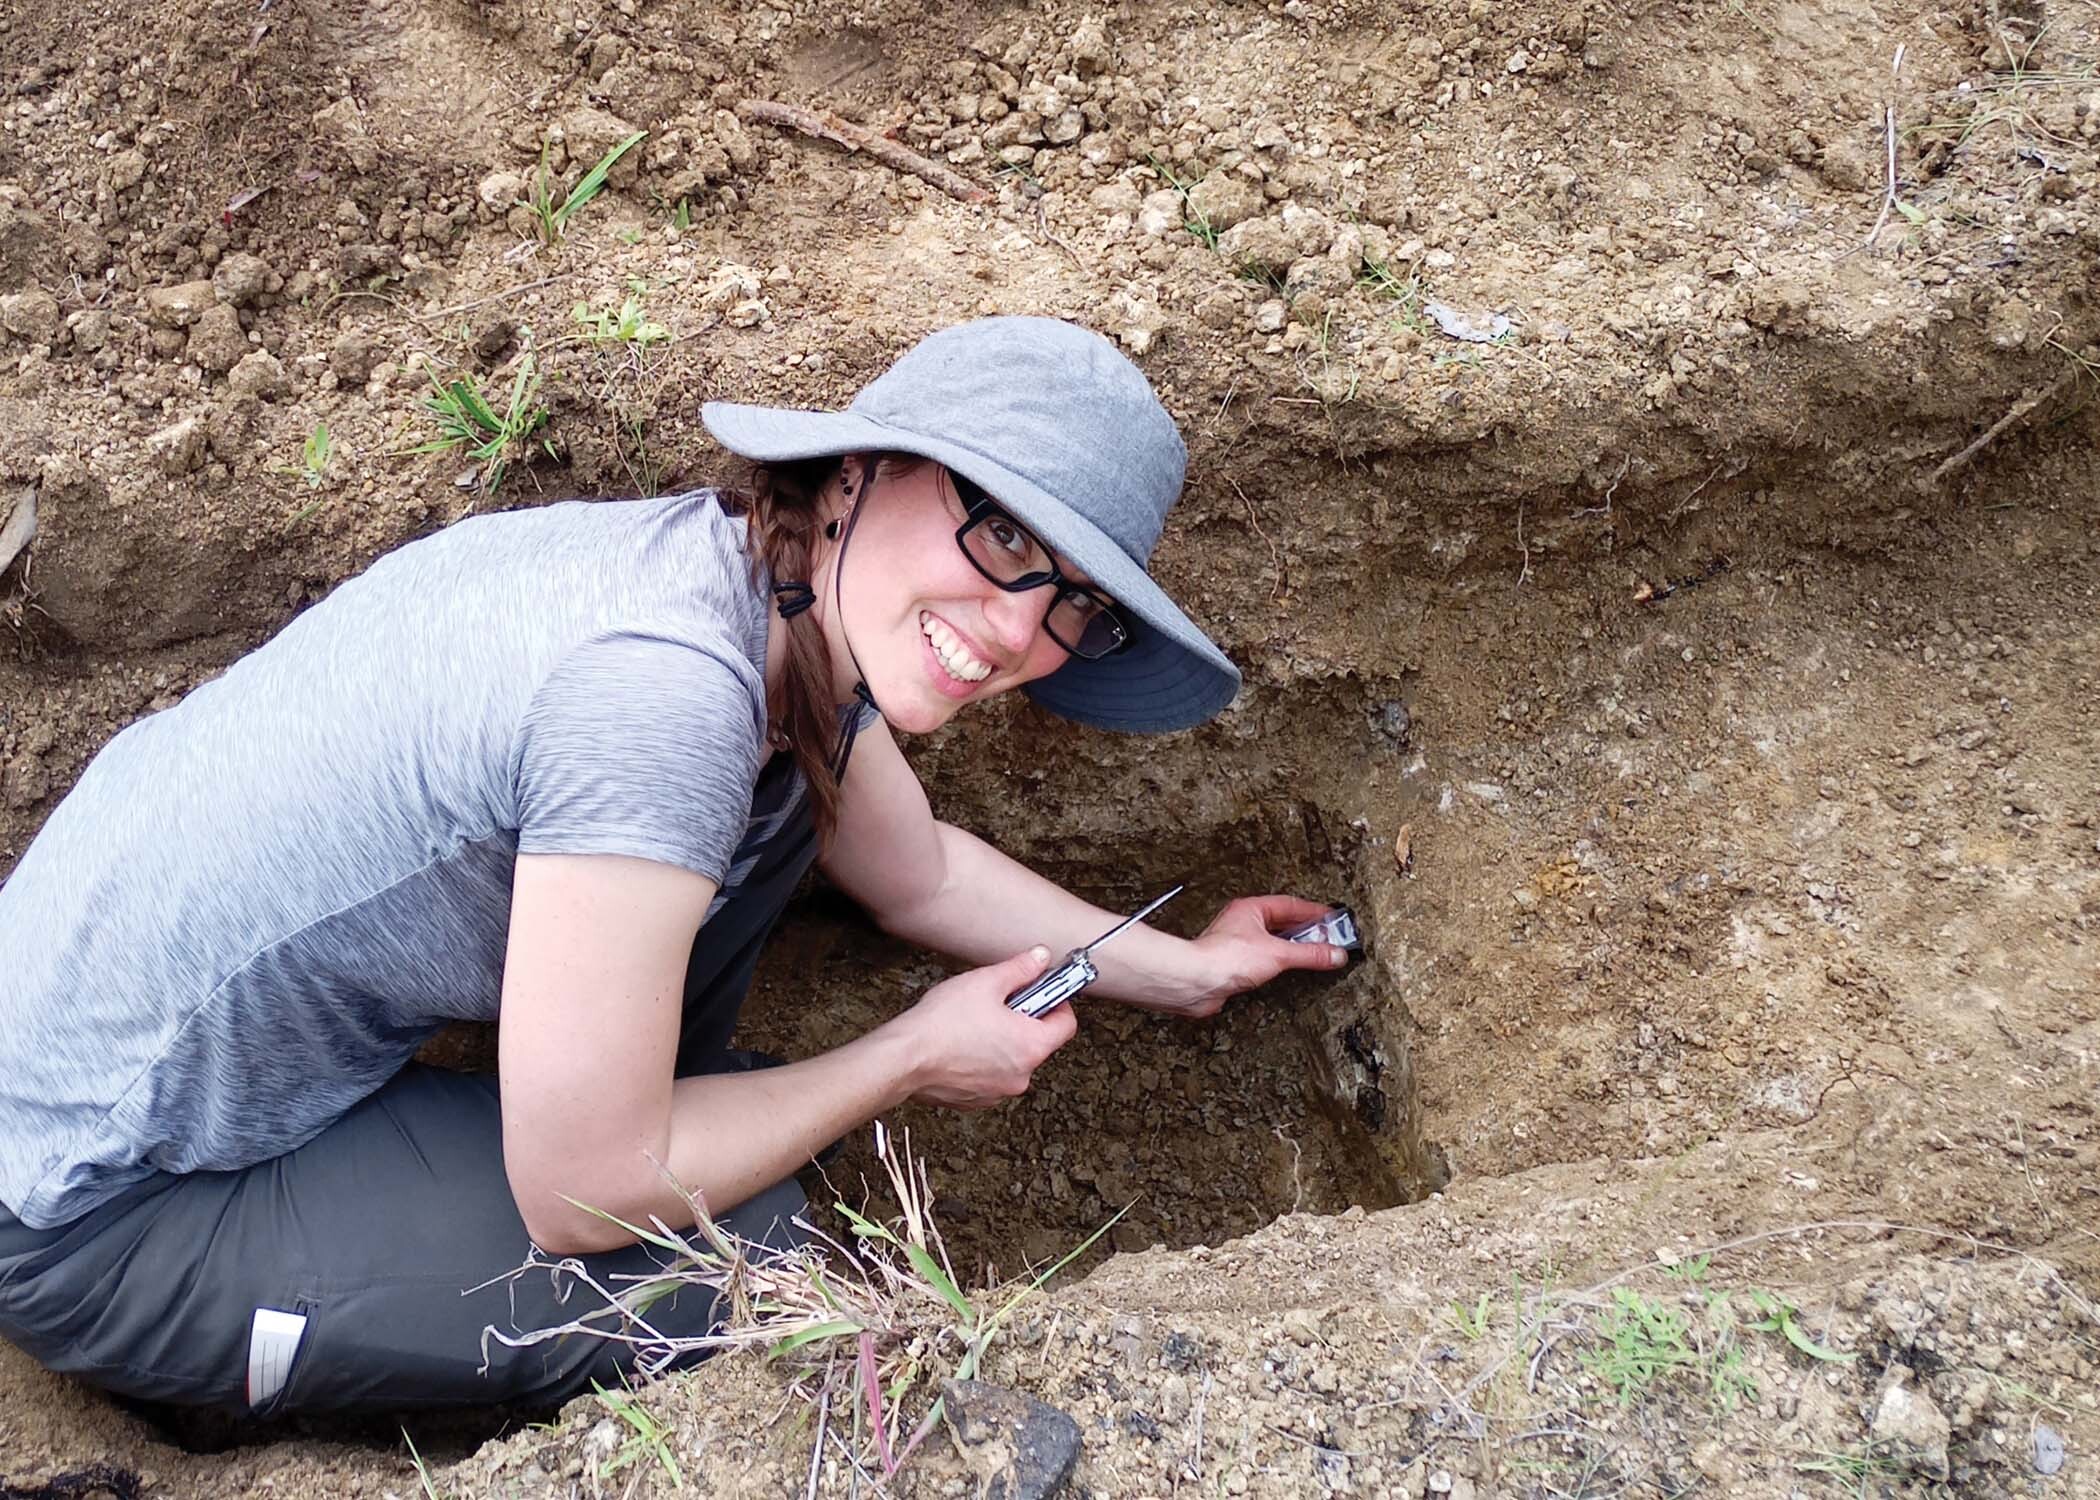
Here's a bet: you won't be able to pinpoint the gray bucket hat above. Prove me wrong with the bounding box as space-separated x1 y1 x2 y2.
700 316 1239 733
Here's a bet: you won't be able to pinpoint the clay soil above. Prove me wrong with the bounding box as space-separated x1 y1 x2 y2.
3 0 2098 1495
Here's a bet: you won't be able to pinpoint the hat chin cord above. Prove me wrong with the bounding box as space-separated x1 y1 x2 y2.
772 464 881 782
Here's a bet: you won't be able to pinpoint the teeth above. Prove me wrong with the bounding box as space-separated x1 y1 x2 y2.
921 613 992 683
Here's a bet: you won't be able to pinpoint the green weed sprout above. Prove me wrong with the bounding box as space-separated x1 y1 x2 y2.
615 409 661 499
413 356 555 494
279 421 337 527
1796 1446 1906 1496
1360 257 1436 337
521 131 649 244
296 421 332 488
1709 1341 1759 1412
1448 1290 1495 1341
572 294 669 348
593 1383 683 1488
1744 1289 1855 1364
1143 152 1223 250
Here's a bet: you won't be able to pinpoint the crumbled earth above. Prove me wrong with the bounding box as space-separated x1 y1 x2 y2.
2 0 2097 1494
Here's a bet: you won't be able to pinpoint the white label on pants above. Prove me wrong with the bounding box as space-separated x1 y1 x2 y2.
246 1306 308 1409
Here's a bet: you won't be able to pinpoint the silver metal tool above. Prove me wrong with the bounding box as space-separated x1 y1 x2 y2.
1283 906 1362 955
1005 886 1184 1018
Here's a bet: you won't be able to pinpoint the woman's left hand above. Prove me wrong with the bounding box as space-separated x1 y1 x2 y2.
1165 895 1354 1019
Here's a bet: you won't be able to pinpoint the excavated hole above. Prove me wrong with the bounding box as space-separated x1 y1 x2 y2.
738 801 1444 1280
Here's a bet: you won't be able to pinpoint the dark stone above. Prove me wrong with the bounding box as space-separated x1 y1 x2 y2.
1159 1331 1207 1373
337 243 400 282
941 1379 1081 1500
471 316 518 363
1371 699 1413 747
0 1462 145 1499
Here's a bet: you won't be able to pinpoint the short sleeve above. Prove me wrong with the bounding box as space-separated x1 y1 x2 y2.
512 632 766 881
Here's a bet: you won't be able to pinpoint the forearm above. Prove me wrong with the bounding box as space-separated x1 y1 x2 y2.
536 1024 923 1253
878 823 1209 1007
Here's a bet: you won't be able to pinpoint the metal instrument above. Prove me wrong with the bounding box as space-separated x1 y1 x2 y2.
1005 886 1184 1018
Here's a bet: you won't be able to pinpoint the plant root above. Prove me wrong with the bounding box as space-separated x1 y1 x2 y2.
1927 370 2074 487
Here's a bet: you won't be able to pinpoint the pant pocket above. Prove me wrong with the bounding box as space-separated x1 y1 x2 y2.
246 1294 321 1418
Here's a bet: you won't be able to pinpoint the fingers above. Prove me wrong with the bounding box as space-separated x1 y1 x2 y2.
994 944 1053 985
1276 940 1351 971
989 945 1075 1059
1034 1001 1079 1048
968 944 1054 1011
1240 893 1339 930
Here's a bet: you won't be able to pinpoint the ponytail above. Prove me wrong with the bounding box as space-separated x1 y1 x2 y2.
728 457 848 850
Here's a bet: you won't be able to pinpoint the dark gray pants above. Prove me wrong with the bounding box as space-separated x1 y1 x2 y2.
0 798 821 1415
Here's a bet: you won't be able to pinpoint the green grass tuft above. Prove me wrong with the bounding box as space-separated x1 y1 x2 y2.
1585 1288 1705 1404
520 131 649 244
412 355 556 494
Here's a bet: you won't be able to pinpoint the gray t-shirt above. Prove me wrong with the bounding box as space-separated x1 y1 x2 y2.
0 490 826 1229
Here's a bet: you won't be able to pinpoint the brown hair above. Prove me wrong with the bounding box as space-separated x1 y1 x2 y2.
726 453 927 850
727 456 849 849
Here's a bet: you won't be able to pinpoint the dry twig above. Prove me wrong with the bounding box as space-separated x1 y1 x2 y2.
1185 1370 1213 1482
1863 45 1907 251
1665 462 1727 523
806 1383 831 1500
737 100 989 204
421 273 574 324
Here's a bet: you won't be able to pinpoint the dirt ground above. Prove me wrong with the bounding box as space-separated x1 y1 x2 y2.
3 0 2097 1494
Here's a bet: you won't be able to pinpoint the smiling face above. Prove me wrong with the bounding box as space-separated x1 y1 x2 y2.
814 456 1107 735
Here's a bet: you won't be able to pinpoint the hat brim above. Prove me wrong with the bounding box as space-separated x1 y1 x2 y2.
703 401 1239 733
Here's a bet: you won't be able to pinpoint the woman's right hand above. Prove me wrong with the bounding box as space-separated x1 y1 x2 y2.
894 946 1079 1110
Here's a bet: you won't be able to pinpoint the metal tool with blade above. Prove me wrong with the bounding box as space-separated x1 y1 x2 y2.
1005 885 1184 1018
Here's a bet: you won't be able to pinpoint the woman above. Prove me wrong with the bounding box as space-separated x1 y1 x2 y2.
0 317 1347 1414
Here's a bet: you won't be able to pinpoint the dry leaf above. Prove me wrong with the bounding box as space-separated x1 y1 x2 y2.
1393 821 1414 875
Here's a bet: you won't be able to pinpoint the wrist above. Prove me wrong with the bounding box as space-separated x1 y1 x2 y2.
1112 932 1217 1010
866 1012 937 1107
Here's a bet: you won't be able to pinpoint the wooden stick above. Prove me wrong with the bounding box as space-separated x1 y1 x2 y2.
737 100 989 204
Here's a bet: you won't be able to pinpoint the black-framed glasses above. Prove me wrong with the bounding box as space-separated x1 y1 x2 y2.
946 473 1132 660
